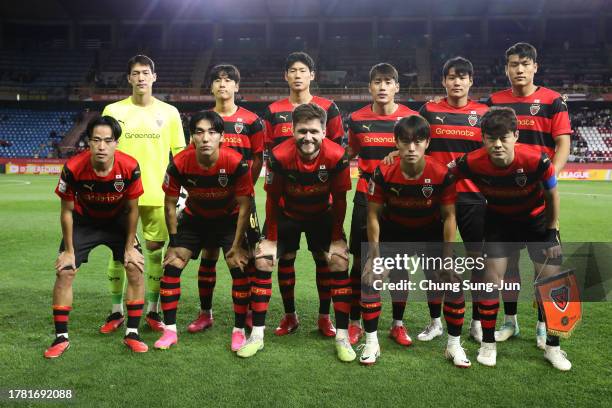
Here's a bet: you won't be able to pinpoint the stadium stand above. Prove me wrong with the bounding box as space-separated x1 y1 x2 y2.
0 49 93 89
571 109 612 162
0 109 76 158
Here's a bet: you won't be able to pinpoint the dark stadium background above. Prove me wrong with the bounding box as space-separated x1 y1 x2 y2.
1 1 611 407
0 0 610 168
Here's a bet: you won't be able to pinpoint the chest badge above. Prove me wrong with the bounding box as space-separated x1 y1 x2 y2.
318 164 329 183
515 168 527 187
468 111 478 127
234 119 244 134
530 99 541 116
219 168 228 187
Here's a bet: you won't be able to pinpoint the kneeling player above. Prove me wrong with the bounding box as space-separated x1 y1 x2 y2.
240 103 354 360
451 107 570 370
154 111 253 352
364 115 469 367
45 116 146 358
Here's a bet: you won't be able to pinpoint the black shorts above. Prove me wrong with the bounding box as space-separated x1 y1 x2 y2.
349 198 367 256
177 212 237 257
378 219 444 260
245 196 261 249
263 211 338 257
484 212 562 265
58 215 140 269
456 200 486 254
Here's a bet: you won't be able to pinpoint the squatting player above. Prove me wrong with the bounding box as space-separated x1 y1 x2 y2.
363 115 467 367
45 116 147 358
450 107 570 371
416 57 489 343
262 52 345 337
241 103 354 361
346 62 418 346
186 64 265 334
153 111 253 352
101 55 185 334
486 43 571 347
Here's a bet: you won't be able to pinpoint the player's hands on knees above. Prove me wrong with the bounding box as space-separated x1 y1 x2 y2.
226 246 249 270
163 247 181 267
362 256 378 288
382 150 399 166
255 239 277 269
327 240 349 263
124 246 145 273
55 251 76 273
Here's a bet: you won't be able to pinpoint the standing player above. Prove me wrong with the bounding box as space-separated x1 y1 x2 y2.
451 107 570 370
362 115 467 367
262 52 345 337
239 103 353 361
186 64 265 333
486 43 571 347
346 63 418 346
153 111 253 351
416 57 489 343
101 55 186 334
45 116 147 358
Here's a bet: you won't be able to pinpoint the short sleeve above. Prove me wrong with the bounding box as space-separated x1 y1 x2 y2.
162 159 182 196
55 165 75 201
125 163 144 199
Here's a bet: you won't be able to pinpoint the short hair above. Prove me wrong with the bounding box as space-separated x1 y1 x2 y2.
394 115 430 143
87 115 122 141
480 107 518 138
292 103 326 128
208 64 241 87
285 52 315 72
126 54 155 75
189 111 225 135
505 42 538 63
369 63 399 83
442 56 474 79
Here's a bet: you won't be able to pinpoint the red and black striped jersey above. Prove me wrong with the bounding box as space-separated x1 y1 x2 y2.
163 146 253 219
486 87 572 160
262 96 344 149
450 143 557 220
419 98 489 202
265 138 351 221
368 156 456 229
215 106 265 164
347 103 418 201
55 150 143 220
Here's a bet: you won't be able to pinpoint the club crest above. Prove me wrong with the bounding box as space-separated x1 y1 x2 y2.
218 168 228 187
550 285 569 312
468 111 478 127
114 181 125 192
422 185 433 198
156 116 164 127
530 99 541 116
515 168 527 187
318 164 329 183
234 119 244 134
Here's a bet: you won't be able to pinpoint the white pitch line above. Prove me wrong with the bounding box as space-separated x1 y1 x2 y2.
561 192 612 197
0 180 31 185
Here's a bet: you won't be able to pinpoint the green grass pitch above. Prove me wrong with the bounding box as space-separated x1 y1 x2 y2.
1 175 611 407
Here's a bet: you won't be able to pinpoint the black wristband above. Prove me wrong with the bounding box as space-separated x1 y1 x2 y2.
545 228 560 245
168 234 178 248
